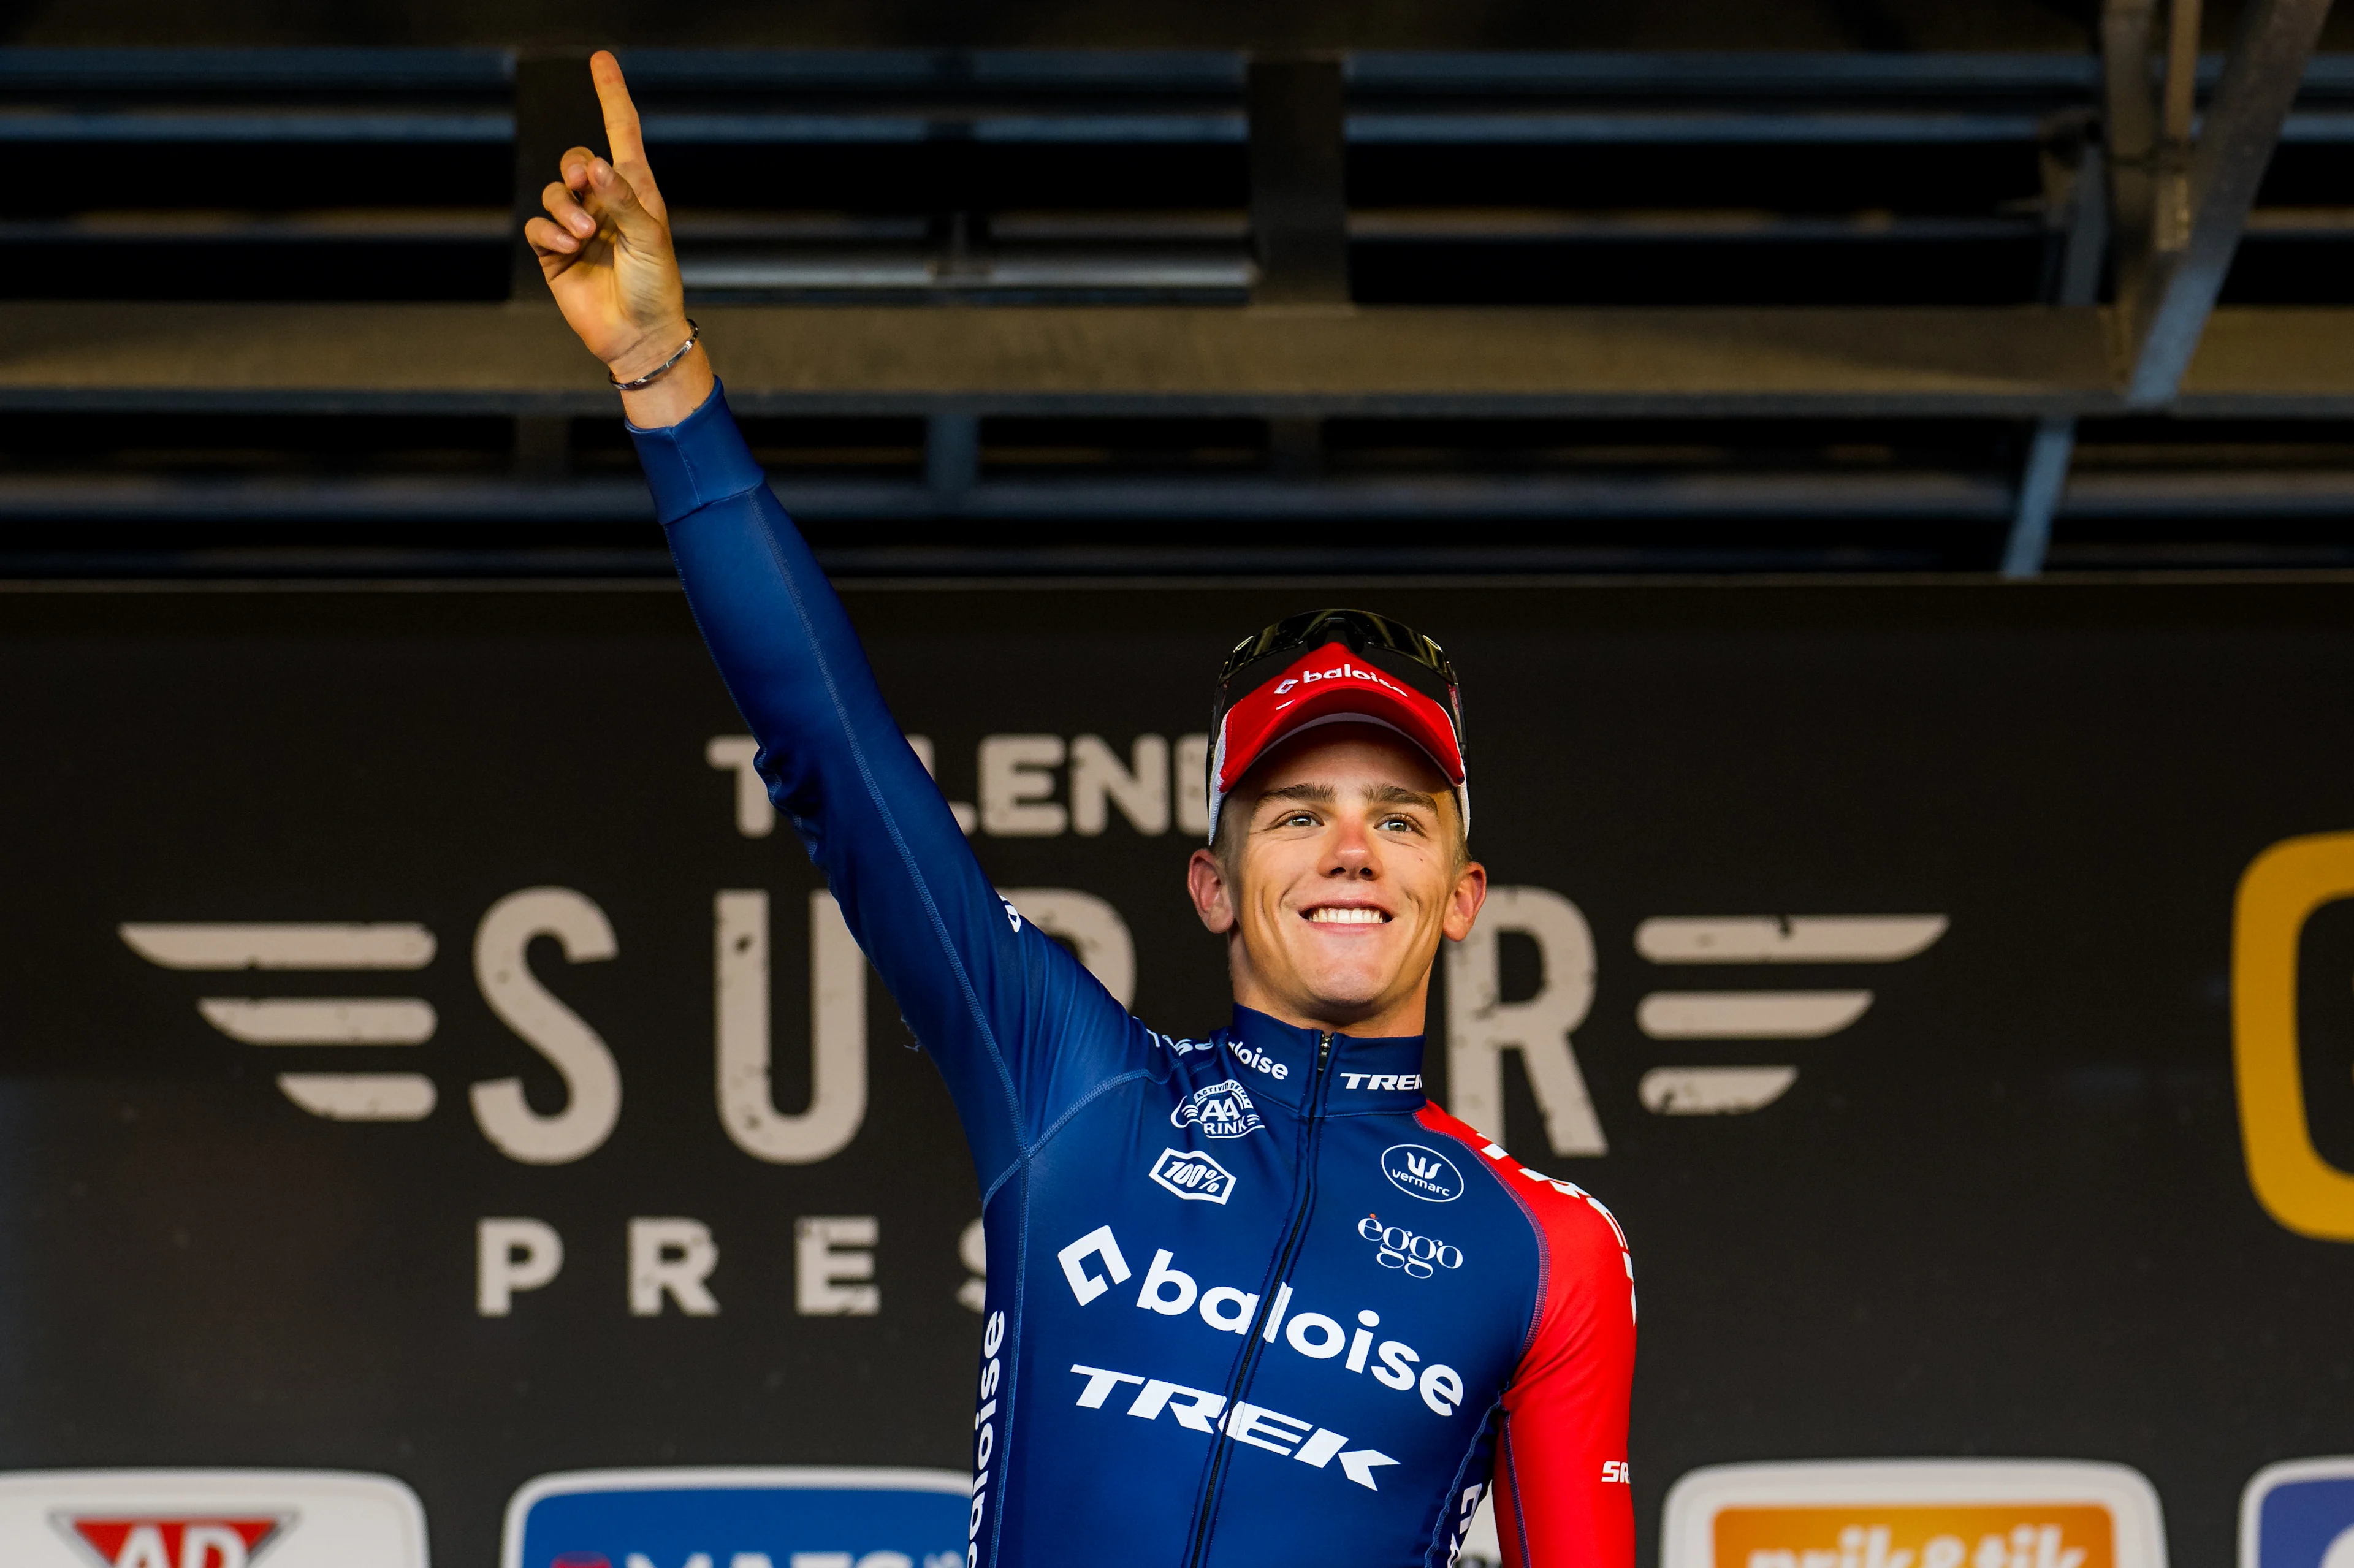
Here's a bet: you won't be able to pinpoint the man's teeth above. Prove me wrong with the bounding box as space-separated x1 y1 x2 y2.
1308 907 1387 924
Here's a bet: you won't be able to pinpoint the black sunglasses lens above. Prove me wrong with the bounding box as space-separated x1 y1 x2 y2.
1217 609 1451 686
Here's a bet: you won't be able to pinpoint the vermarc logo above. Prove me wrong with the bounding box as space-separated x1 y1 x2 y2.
1381 1144 1464 1203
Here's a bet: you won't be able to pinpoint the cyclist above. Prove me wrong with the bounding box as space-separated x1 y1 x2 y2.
528 52 1635 1568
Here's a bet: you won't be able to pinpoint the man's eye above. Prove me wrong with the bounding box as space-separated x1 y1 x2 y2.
1380 816 1419 833
1280 811 1318 828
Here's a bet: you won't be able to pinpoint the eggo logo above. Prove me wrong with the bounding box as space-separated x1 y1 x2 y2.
1357 1216 1463 1278
2234 832 2354 1240
1380 1144 1463 1203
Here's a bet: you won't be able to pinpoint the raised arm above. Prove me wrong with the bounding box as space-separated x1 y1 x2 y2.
529 53 1144 1183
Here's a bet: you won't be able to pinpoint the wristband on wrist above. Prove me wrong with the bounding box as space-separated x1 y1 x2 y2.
609 319 701 390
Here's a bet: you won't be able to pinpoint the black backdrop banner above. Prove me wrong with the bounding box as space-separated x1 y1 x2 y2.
4 579 2353 1568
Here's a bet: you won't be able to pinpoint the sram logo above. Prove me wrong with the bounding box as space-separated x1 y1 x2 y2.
58 1517 287 1568
1602 1462 1631 1484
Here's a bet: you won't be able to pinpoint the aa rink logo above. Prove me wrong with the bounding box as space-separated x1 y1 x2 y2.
0 1471 427 1568
1662 1460 2165 1568
1170 1080 1263 1139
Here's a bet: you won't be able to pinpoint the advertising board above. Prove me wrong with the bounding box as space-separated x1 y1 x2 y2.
4 579 2354 1566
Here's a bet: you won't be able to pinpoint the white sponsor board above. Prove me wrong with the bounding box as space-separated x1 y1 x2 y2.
1663 1460 2166 1568
0 1470 428 1568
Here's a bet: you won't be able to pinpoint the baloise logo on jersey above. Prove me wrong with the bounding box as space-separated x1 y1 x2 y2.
1380 1144 1463 1203
1171 1080 1263 1138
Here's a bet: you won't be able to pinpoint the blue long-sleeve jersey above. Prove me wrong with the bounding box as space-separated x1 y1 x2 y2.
633 383 1637 1568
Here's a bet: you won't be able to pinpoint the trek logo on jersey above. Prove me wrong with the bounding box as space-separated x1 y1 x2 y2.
59 1517 288 1568
1064 1364 1398 1492
1381 1144 1463 1202
1171 1080 1263 1138
1340 1073 1421 1092
1357 1216 1463 1277
1151 1149 1237 1205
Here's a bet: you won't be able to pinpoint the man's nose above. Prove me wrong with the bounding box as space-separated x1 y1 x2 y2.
1324 820 1377 877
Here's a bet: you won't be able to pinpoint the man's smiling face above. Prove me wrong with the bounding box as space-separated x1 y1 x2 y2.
1187 723 1487 1038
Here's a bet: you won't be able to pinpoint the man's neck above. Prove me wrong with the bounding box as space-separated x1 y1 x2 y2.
1226 977 1431 1040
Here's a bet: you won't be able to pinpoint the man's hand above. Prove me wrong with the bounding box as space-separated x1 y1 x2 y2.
527 51 713 425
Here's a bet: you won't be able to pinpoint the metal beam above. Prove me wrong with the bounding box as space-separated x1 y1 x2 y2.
2005 126 2109 577
18 301 2354 417
0 302 2123 418
1246 55 1349 305
11 464 2354 528
2125 0 2335 403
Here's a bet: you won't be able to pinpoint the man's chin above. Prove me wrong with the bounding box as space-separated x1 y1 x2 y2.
1289 975 1404 1029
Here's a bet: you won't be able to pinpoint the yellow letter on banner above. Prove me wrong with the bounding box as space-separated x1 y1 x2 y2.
2234 831 2354 1240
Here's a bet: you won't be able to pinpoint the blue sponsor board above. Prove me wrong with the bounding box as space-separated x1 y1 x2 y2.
501 1467 970 1568
2243 1460 2354 1568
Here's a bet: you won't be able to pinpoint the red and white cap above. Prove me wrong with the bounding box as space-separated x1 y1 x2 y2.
1206 609 1468 845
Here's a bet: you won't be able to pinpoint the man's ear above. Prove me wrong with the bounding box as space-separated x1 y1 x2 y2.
1187 846 1238 934
1442 858 1488 943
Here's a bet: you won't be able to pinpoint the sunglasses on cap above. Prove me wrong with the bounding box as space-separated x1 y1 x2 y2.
1206 607 1468 845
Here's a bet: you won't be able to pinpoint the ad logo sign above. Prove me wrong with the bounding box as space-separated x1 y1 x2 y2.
2235 834 2354 1239
0 1472 424 1568
2242 1458 2354 1568
59 1518 285 1568
1663 1461 2166 1568
501 1467 971 1568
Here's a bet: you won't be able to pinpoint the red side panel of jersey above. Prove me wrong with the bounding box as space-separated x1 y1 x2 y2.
1416 1103 1636 1568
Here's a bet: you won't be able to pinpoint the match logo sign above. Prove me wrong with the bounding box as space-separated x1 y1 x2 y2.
2241 1456 2354 1568
1663 1461 2168 1568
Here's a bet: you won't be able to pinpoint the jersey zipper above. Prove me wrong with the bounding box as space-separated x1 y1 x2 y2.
1180 1029 1336 1568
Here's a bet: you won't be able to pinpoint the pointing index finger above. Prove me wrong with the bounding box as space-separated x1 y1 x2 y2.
589 50 647 172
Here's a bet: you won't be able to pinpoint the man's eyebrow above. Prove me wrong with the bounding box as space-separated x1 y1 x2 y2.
1367 783 1441 810
1259 782 1338 806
